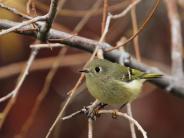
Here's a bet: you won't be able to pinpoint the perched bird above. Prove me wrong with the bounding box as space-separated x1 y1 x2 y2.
80 59 161 105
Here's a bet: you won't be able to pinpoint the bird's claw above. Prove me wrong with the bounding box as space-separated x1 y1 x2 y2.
82 106 100 120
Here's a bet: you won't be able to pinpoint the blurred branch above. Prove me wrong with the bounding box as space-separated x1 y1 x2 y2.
0 49 38 128
0 53 89 79
164 0 183 78
0 19 184 97
26 0 37 15
107 0 160 51
0 3 32 19
73 0 102 33
16 48 67 138
108 0 140 19
178 0 184 9
36 0 129 17
130 0 141 62
0 49 38 103
101 0 108 35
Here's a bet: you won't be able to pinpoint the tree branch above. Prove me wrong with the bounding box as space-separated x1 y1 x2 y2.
37 0 66 41
0 19 184 97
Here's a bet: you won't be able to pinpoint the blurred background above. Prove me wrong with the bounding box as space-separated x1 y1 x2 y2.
0 0 184 138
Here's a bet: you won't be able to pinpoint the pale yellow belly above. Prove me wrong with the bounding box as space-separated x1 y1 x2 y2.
86 78 143 105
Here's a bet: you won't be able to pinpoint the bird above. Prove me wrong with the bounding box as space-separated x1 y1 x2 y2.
80 58 162 105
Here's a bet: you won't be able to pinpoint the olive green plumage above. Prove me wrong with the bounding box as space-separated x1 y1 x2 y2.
82 59 161 105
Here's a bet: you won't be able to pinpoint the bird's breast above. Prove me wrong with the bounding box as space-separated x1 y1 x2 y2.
86 75 143 105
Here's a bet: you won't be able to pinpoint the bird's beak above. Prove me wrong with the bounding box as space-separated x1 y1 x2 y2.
79 69 89 73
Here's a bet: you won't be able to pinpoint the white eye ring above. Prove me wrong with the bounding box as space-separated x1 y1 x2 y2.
95 66 102 73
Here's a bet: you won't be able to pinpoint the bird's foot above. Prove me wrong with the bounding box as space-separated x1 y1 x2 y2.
82 102 107 120
82 106 99 120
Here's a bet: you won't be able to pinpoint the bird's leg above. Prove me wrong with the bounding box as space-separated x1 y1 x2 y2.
119 103 127 111
97 103 108 110
83 100 100 120
94 103 108 118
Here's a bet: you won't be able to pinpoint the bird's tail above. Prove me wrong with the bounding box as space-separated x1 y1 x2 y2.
142 73 162 79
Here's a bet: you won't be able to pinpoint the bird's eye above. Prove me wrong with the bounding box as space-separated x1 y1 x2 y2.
95 66 102 73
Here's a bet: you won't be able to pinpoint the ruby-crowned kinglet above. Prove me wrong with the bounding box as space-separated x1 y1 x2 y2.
80 59 161 105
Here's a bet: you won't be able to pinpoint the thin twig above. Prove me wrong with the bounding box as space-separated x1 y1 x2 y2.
0 3 32 19
110 0 141 19
127 103 136 138
101 0 108 35
30 43 65 48
99 0 141 44
107 0 160 51
0 48 38 128
45 73 85 138
98 110 147 138
88 119 93 138
0 15 46 36
61 100 99 121
131 0 141 62
62 110 82 120
0 49 38 103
